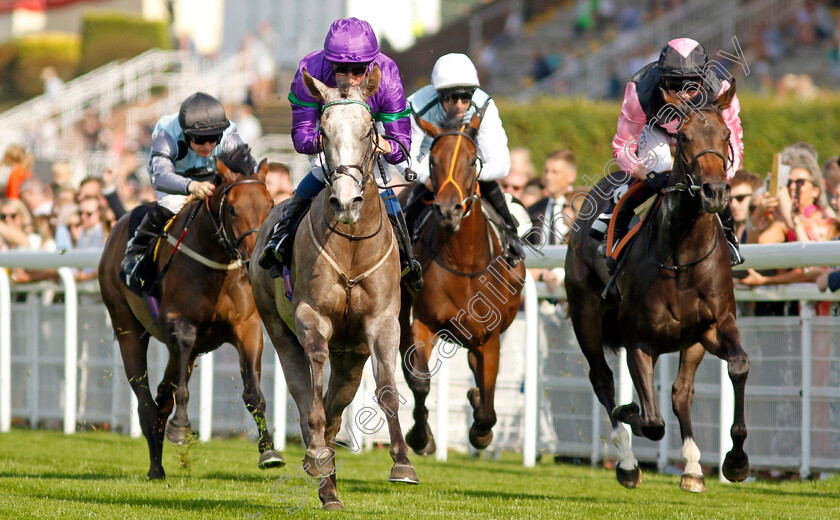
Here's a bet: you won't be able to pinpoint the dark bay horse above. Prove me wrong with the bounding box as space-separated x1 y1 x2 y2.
249 66 416 511
99 155 281 479
399 112 525 454
565 85 750 491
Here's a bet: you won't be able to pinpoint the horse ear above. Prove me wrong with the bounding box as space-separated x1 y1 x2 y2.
216 158 237 184
467 112 482 131
661 87 681 107
362 63 381 98
417 116 442 138
254 158 268 183
303 68 329 101
717 78 736 111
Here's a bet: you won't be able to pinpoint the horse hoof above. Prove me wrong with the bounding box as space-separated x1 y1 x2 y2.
612 403 640 423
323 500 344 510
467 388 481 408
616 464 642 489
259 449 286 469
468 426 493 450
303 454 332 478
147 467 166 480
406 425 436 455
641 423 665 441
165 422 193 446
680 474 706 493
722 451 750 482
389 464 419 484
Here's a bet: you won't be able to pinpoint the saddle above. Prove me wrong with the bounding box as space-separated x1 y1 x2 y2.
606 182 662 265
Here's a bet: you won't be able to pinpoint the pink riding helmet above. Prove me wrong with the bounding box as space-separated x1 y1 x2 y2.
323 17 380 63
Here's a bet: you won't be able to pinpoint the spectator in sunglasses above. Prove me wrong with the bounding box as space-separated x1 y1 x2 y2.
602 38 745 272
122 91 258 283
729 169 762 244
259 17 422 290
398 53 526 266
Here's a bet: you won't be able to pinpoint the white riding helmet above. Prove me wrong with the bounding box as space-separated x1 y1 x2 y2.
431 53 480 90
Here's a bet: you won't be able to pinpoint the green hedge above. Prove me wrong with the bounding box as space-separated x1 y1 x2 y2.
79 11 170 74
496 94 840 183
12 33 81 98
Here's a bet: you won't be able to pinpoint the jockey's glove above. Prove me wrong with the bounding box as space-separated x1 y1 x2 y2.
644 171 670 193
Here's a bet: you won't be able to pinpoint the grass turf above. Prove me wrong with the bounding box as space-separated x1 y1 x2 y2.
0 429 838 519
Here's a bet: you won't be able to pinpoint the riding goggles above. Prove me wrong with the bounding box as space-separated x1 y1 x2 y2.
333 63 370 76
191 133 223 145
439 88 476 104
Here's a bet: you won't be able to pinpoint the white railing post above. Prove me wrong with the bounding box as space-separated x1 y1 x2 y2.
436 344 450 462
523 270 538 467
57 268 77 434
719 357 734 482
800 300 813 478
273 351 287 452
0 269 11 432
199 351 214 442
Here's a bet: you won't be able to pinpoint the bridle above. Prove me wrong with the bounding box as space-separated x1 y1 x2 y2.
429 126 483 217
205 178 266 265
317 99 377 192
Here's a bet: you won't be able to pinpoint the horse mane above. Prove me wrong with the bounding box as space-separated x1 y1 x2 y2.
218 148 252 177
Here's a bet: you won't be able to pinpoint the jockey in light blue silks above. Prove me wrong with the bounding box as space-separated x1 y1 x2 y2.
258 17 423 291
121 92 257 283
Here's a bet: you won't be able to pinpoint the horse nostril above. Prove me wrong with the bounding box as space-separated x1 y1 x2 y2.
453 204 464 215
703 184 715 199
352 196 364 208
329 196 341 214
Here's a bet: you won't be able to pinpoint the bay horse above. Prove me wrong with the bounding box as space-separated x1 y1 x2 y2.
98 153 282 479
398 111 525 454
565 84 750 491
249 66 416 511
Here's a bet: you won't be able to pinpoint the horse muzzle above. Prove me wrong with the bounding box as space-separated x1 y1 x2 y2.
435 204 463 235
329 193 364 224
700 181 730 213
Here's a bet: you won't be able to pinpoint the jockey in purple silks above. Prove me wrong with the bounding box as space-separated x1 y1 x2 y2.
598 37 745 273
258 17 423 291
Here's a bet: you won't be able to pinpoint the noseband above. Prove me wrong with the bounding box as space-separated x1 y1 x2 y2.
206 178 266 264
318 99 376 191
429 126 482 217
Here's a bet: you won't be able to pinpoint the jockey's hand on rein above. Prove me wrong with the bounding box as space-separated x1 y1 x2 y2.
374 135 392 155
188 180 215 200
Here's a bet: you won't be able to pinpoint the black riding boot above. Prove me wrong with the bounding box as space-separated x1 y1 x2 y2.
121 204 175 283
258 191 311 276
478 180 526 266
403 184 432 242
719 203 744 266
390 214 424 292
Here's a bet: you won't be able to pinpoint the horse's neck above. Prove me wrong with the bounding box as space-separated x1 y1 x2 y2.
187 202 225 256
659 190 717 259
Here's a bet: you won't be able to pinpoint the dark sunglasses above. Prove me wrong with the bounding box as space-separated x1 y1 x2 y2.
442 91 473 104
731 193 752 202
192 134 222 145
333 63 369 76
663 77 701 92
81 210 99 217
788 178 813 189
1 212 19 220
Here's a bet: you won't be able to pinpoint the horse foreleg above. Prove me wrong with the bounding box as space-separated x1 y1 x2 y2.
700 316 750 482
153 353 180 462
296 305 332 478
399 314 436 455
166 320 197 445
234 324 284 469
315 350 368 510
368 316 418 485
466 335 500 450
623 346 665 441
673 343 706 492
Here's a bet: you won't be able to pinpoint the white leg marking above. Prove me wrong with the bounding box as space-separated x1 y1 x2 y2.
682 437 702 476
611 426 638 471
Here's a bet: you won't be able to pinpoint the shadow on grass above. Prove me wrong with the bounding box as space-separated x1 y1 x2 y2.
0 471 135 481
16 489 260 512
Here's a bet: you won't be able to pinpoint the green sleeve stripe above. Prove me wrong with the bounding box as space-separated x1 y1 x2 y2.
374 107 411 123
288 91 320 109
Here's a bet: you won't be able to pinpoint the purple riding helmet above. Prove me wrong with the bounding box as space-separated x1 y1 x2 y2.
323 17 380 63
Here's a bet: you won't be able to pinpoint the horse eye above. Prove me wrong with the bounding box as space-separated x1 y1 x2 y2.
678 134 688 143
228 206 237 217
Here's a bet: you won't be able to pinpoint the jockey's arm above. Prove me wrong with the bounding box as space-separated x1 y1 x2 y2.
148 131 192 195
375 60 411 165
404 113 432 184
475 100 511 182
612 81 649 174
